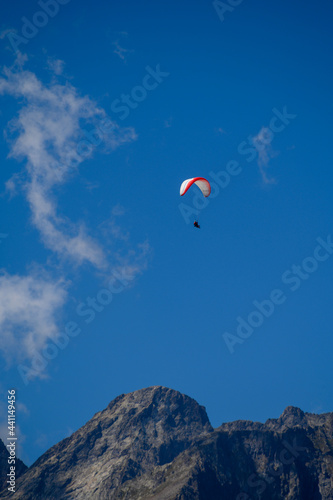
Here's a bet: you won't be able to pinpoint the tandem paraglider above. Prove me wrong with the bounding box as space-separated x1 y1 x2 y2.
180 177 211 228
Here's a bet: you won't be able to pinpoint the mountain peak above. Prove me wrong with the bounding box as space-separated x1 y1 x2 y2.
281 405 305 419
105 385 212 436
5 386 212 499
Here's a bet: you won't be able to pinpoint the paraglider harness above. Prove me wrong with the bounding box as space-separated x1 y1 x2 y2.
193 221 200 229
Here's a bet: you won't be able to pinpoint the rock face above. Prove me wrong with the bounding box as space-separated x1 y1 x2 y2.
0 438 27 491
1 386 332 499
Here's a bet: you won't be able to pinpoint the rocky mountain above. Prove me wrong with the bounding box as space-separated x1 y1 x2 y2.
0 438 27 492
1 386 332 499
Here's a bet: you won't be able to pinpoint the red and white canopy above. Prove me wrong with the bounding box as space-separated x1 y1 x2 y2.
180 177 211 197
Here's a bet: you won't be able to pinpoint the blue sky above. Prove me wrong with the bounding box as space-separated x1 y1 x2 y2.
0 0 333 466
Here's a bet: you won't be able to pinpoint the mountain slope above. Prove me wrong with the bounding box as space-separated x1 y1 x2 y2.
1 386 332 499
2 386 212 499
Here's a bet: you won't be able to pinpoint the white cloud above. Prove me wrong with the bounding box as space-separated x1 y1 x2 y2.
99 212 152 277
47 58 65 76
112 240 151 279
26 179 106 269
252 126 277 184
0 60 137 268
17 402 29 415
0 272 67 363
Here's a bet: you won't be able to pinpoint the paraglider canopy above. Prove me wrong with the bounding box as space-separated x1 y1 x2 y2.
180 177 211 198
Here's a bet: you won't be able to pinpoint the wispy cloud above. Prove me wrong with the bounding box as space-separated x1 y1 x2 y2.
111 240 152 284
17 401 29 415
99 208 152 269
47 58 65 76
111 203 126 216
252 126 277 184
100 215 130 243
0 271 67 363
0 59 136 268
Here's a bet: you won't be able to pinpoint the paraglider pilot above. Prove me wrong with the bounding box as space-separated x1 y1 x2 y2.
193 221 200 229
